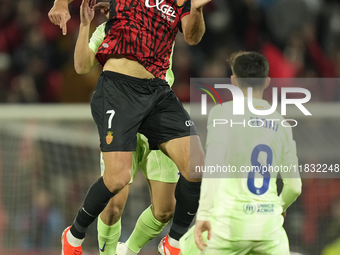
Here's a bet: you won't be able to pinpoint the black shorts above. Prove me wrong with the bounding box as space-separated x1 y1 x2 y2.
90 71 198 152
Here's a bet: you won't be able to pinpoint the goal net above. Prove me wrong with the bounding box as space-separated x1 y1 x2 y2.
0 104 163 255
0 103 339 255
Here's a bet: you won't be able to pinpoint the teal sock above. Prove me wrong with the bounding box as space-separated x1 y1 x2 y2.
97 216 121 254
126 206 168 253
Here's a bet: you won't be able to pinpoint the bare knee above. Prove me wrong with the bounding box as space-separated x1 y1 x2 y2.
103 168 131 193
102 151 132 192
180 158 203 181
152 205 174 224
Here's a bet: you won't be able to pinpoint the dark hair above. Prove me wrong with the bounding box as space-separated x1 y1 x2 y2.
228 51 269 87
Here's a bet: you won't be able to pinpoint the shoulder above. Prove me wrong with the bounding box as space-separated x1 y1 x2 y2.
208 102 233 122
272 111 295 140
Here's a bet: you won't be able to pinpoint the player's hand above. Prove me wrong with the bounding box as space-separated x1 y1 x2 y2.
194 220 211 251
93 2 110 19
80 0 96 26
48 1 71 35
191 0 212 11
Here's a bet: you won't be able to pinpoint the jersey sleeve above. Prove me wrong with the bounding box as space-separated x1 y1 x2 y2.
178 0 191 32
89 22 106 54
196 171 220 221
180 0 191 19
279 126 302 210
197 105 228 220
281 126 299 170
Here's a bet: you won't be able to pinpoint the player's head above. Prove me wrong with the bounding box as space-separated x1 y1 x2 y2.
228 51 270 92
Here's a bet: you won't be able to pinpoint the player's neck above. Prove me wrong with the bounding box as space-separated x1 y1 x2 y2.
240 88 264 100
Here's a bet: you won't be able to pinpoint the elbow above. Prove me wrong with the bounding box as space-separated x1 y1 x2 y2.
184 28 205 46
184 35 201 46
74 64 90 74
295 184 302 197
291 182 302 198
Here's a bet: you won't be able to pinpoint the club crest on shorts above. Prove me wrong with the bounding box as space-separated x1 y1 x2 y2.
106 131 113 144
176 0 185 6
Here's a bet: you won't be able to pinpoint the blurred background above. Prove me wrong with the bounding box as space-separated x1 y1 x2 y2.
1 0 340 254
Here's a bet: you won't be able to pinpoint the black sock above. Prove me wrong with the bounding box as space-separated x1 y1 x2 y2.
70 177 116 239
169 175 201 241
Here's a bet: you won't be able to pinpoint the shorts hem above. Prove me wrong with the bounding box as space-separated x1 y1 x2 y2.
149 135 187 150
150 133 200 150
144 177 178 183
101 148 136 152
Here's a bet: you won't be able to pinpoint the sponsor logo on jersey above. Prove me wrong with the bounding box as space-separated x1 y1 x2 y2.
243 204 256 214
145 0 177 22
243 203 275 215
106 131 113 144
256 203 274 214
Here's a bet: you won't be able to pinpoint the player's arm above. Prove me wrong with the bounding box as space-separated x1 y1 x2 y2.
280 177 301 211
196 106 226 221
195 143 224 251
279 128 302 211
74 0 98 74
48 0 74 35
195 106 226 250
196 143 225 221
181 0 211 46
194 173 215 251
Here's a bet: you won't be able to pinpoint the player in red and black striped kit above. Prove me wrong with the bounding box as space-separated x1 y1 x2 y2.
49 1 210 254
96 0 191 79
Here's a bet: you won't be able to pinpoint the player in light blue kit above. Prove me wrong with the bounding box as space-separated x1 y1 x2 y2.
180 51 302 255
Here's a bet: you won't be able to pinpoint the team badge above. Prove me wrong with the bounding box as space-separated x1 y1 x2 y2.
106 131 113 145
176 0 185 7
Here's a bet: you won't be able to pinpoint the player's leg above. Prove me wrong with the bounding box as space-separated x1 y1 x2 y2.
117 145 179 255
148 180 176 223
119 180 176 255
62 72 145 254
62 152 132 252
97 184 130 255
158 136 204 252
98 143 140 255
139 83 204 254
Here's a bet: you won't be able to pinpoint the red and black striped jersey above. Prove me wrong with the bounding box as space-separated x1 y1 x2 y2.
95 0 191 79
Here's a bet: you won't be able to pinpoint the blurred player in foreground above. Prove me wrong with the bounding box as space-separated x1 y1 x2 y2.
50 0 210 255
74 1 179 254
179 52 302 255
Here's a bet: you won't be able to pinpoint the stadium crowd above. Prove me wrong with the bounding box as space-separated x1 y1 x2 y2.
1 0 340 255
1 0 340 103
